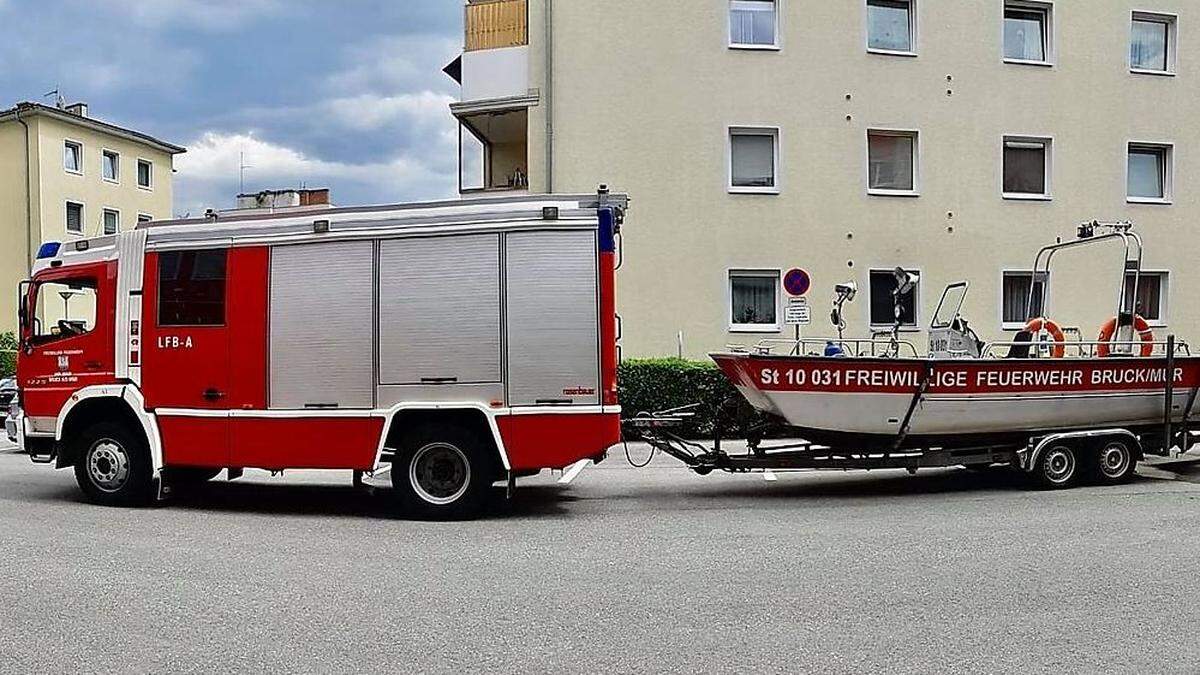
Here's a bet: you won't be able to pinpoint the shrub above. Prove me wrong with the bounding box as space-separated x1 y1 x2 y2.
0 332 15 379
617 358 749 439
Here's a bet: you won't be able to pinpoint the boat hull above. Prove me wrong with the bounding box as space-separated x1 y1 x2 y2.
711 353 1200 449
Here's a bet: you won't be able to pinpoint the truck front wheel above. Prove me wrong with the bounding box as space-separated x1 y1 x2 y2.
72 422 154 507
391 425 494 520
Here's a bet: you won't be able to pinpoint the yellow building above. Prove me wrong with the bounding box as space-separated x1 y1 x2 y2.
0 101 184 334
449 0 1196 358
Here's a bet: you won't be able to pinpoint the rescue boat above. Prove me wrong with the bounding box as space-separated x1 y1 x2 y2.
712 222 1200 450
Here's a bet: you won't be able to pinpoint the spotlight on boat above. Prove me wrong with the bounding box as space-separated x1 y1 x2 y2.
835 282 857 302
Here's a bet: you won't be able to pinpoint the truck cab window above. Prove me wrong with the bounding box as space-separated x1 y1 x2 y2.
31 279 98 344
158 250 227 326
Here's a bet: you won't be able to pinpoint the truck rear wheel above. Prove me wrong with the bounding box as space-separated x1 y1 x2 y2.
1094 438 1136 485
72 422 154 507
391 425 494 520
1034 443 1079 490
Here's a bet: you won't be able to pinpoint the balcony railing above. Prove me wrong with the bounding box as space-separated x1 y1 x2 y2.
465 0 528 52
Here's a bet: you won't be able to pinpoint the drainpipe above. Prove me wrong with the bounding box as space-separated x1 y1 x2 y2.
544 0 554 193
14 108 33 274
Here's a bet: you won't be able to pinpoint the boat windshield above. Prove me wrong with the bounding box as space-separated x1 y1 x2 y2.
931 282 969 329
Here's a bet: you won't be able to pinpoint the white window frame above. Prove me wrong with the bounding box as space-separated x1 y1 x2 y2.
728 268 782 333
866 0 918 57
63 139 83 175
1126 141 1174 204
1125 270 1169 327
1000 270 1051 330
136 158 154 190
728 126 781 195
867 268 922 331
729 0 781 50
137 212 154 224
1001 135 1053 200
866 128 920 197
1003 1 1055 67
1130 11 1177 76
101 208 120 235
65 200 84 236
101 148 120 184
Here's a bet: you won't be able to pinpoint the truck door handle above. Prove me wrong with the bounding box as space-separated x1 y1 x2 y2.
203 388 226 401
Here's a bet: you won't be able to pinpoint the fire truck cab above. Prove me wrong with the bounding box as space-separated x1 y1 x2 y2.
11 190 626 519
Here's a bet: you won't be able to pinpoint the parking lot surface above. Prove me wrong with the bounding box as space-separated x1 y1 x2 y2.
3 440 1200 673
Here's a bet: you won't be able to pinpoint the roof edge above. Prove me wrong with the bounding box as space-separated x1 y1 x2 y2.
0 101 186 155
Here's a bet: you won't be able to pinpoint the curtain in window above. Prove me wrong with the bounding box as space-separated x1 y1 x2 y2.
731 275 777 325
867 0 911 51
1128 149 1165 198
730 0 775 46
731 134 775 187
1124 274 1163 320
1002 273 1046 323
868 134 914 191
66 204 82 232
1003 142 1046 194
64 145 80 172
1131 20 1167 71
1004 10 1045 61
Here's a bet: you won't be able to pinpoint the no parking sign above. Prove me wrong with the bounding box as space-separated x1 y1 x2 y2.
783 268 810 297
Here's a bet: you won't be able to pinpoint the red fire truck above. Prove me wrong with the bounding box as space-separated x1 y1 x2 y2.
8 190 626 519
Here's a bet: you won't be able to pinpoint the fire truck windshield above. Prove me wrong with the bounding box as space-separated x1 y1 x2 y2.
29 278 98 345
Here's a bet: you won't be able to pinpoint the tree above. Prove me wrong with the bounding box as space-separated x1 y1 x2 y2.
0 332 15 378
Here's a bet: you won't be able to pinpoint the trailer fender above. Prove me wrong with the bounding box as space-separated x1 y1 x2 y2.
372 402 510 473
55 385 163 477
1019 428 1141 472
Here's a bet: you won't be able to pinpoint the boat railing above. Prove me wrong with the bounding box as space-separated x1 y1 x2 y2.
981 339 1191 359
746 338 922 358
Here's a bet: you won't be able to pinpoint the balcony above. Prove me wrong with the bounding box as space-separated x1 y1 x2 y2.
465 0 527 52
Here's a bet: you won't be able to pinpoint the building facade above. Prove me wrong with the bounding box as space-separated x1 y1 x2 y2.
0 102 184 334
450 0 1196 358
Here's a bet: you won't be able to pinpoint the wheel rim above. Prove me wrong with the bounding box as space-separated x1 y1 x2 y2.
409 442 471 505
1099 441 1132 479
1042 446 1076 485
87 439 130 493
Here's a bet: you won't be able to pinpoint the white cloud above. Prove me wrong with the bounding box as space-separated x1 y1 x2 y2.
101 0 282 30
325 35 460 95
323 91 455 132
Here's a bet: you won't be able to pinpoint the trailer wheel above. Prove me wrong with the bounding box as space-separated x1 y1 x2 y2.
391 425 493 520
1035 443 1079 489
72 422 154 507
1094 439 1136 485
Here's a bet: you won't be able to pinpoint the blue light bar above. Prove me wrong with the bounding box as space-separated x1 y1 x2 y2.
36 242 61 259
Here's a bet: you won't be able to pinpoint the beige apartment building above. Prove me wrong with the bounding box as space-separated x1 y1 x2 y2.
0 102 184 334
449 0 1196 358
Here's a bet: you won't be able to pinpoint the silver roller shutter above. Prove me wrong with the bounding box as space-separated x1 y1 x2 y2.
505 230 600 406
269 240 375 408
378 234 502 385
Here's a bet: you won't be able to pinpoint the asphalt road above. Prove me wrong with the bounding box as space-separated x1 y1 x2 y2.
4 439 1200 674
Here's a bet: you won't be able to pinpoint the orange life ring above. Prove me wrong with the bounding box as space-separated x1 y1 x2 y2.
1097 315 1154 357
1025 317 1066 358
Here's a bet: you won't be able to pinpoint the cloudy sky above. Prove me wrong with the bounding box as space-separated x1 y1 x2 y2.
0 1 464 216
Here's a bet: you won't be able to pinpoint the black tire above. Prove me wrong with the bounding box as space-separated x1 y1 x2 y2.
1093 438 1137 485
391 424 496 520
72 422 154 507
163 467 222 485
1034 443 1080 490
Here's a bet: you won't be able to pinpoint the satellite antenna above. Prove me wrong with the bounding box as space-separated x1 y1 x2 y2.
43 87 65 108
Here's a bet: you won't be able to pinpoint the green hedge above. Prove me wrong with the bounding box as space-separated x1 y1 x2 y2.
0 332 15 379
617 358 753 439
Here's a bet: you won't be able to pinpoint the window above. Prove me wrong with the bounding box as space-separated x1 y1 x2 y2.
869 269 920 327
64 141 82 174
137 213 153 223
31 278 98 345
1003 136 1051 198
1004 2 1052 64
867 130 918 195
65 201 83 234
729 127 779 193
730 0 777 48
729 270 780 331
867 0 915 54
1002 271 1048 328
102 150 119 182
158 249 228 326
1127 143 1172 203
1124 272 1168 324
1131 13 1176 74
102 209 119 235
137 159 153 189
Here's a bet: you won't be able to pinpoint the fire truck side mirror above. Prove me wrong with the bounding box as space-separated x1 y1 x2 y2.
17 280 29 329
